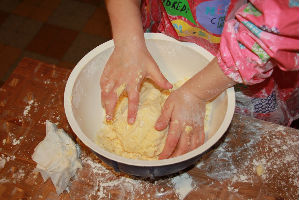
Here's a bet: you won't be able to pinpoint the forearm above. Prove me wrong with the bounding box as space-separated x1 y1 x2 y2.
105 0 145 49
185 58 236 102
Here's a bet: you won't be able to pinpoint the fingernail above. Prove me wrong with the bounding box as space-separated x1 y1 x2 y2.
128 118 135 124
106 114 112 121
159 154 168 160
155 122 162 128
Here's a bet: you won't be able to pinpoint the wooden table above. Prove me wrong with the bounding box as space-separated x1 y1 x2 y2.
0 58 298 200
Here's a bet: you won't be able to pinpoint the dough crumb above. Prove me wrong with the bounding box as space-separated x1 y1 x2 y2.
185 126 193 133
115 83 126 97
256 164 264 176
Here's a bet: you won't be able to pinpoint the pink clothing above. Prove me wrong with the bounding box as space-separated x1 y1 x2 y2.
218 1 299 85
141 0 299 126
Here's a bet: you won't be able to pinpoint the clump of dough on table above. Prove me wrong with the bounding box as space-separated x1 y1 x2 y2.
97 81 211 160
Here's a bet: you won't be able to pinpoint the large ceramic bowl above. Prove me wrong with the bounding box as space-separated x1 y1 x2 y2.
64 33 235 178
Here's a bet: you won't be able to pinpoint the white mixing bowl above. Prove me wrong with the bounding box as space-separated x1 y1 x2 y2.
64 33 235 178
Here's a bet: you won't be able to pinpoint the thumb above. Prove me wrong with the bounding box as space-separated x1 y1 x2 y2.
148 63 172 90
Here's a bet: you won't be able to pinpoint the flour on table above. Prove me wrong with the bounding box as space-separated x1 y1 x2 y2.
0 156 7 169
70 152 197 200
0 154 16 183
169 173 196 200
23 99 34 116
196 116 299 198
32 121 82 194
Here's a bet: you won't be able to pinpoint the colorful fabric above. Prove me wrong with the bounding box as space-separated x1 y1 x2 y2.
142 0 242 55
141 0 299 126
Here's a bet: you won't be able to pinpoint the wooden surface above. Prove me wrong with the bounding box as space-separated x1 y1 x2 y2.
0 58 298 200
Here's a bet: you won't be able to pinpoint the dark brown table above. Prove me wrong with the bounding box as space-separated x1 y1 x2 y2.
0 58 298 199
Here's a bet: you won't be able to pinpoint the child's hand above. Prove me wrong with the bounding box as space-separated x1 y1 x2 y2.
100 45 172 124
155 84 206 159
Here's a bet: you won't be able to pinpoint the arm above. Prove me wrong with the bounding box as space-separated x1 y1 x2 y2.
105 0 145 50
157 0 299 159
218 0 299 85
101 0 172 124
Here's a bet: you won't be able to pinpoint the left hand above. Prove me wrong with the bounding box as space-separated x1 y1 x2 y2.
155 84 206 159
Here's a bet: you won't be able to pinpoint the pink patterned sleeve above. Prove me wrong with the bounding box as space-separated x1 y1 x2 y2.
217 0 299 85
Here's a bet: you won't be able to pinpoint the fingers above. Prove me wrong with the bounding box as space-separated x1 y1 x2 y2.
199 125 205 146
159 123 205 159
127 85 139 124
171 125 193 157
148 63 172 90
101 80 141 124
100 76 114 106
155 101 173 131
169 124 205 158
101 90 118 121
158 120 181 159
190 126 204 151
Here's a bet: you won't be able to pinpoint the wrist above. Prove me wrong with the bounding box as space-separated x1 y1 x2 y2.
183 58 236 102
113 34 146 51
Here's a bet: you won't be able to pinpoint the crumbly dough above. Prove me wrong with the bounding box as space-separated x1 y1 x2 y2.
97 81 211 160
256 164 264 176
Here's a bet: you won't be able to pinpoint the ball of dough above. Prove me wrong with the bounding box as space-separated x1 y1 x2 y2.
97 80 212 160
97 82 168 160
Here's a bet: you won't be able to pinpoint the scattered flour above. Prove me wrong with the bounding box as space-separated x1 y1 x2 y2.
12 169 25 180
0 157 6 169
0 154 23 184
196 115 299 199
70 153 197 200
75 155 152 199
44 79 51 85
23 100 34 116
12 136 23 146
169 173 196 200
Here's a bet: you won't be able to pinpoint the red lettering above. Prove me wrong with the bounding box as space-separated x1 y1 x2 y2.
217 5 224 15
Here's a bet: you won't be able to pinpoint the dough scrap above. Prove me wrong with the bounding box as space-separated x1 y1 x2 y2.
32 121 82 194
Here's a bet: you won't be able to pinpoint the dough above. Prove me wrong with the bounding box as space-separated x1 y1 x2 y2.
32 121 82 194
97 82 168 160
97 81 211 160
256 164 264 176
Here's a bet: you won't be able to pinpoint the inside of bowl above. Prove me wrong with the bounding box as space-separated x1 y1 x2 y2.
71 38 227 149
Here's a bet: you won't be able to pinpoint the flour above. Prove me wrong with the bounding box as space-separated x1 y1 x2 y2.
0 154 24 184
12 136 23 145
32 121 82 194
70 152 197 200
23 99 34 116
44 79 51 85
0 154 16 164
77 155 152 199
169 173 196 200
0 178 9 183
12 169 25 180
19 99 40 123
196 115 299 199
0 157 6 169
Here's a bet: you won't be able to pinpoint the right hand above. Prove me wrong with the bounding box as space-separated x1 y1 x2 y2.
100 44 172 124
156 80 206 159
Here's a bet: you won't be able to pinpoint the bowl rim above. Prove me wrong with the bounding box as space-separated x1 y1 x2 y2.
64 33 235 167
